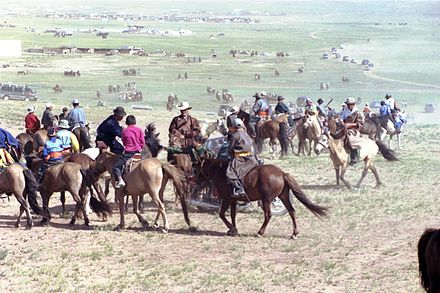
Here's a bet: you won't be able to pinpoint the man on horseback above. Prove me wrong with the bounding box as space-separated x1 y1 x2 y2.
340 97 365 166
68 99 91 150
385 93 400 113
25 105 41 135
304 98 317 117
248 92 269 138
113 115 145 189
274 96 291 156
41 103 56 130
226 118 258 197
59 107 69 121
226 106 240 131
96 106 126 154
38 127 64 181
0 127 20 170
379 100 392 130
167 101 201 161
57 120 80 155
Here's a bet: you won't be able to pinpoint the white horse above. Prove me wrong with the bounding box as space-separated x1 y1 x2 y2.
379 112 407 150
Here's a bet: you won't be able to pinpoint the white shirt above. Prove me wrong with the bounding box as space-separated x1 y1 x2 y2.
386 98 395 110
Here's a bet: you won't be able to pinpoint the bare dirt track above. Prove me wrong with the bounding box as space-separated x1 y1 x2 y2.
1 125 439 293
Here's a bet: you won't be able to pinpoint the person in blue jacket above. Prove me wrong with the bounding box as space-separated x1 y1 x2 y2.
38 127 64 181
95 107 126 154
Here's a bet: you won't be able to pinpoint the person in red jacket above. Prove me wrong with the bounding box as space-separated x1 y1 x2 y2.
25 105 41 135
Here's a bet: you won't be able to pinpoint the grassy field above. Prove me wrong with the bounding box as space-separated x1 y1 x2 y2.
1 1 440 292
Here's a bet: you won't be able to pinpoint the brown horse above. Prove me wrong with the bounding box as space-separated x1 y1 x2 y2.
27 157 112 226
296 115 321 156
418 228 440 293
237 110 289 156
195 158 328 238
0 164 42 229
33 129 48 154
315 116 398 189
16 133 34 156
93 150 189 231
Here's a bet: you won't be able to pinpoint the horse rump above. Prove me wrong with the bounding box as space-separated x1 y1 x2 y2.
375 140 399 161
418 228 440 293
80 169 112 218
22 169 43 215
283 173 328 217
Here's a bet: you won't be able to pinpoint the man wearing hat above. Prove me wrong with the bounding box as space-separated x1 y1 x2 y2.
248 92 270 138
59 107 69 121
41 103 56 130
68 99 91 150
25 105 41 135
340 97 365 166
304 98 317 117
226 118 258 197
274 96 291 156
226 106 240 131
38 127 64 181
168 101 201 149
57 120 79 155
385 93 399 113
96 106 126 154
275 95 294 127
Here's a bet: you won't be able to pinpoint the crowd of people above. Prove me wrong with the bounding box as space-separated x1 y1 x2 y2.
0 91 406 198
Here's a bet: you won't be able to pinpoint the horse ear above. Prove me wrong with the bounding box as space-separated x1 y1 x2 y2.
155 133 160 138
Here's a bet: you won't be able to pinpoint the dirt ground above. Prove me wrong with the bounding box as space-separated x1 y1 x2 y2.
1 125 438 293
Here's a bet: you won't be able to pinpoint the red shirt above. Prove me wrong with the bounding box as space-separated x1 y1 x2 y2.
25 113 41 134
122 125 145 152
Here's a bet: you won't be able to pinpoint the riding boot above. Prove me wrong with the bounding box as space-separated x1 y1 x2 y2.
349 149 359 166
231 180 245 198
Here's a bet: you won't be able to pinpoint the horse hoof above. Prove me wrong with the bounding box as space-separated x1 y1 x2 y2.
69 221 75 226
114 224 125 231
141 221 149 229
153 222 160 230
14 223 20 228
25 224 32 230
40 219 49 226
291 233 299 240
160 228 169 234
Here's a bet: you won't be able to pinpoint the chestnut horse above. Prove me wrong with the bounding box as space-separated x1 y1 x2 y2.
0 164 42 229
33 129 48 154
16 133 34 156
195 158 328 238
418 228 440 293
93 150 189 231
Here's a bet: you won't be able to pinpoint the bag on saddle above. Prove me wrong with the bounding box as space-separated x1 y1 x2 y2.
122 153 142 177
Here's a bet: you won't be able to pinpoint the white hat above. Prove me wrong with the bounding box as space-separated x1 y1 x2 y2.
27 105 35 113
260 91 267 96
177 101 192 111
345 97 356 104
72 98 79 104
230 106 240 114
46 103 53 108
58 119 70 129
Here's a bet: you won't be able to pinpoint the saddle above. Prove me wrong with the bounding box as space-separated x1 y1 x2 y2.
255 117 269 137
122 153 142 177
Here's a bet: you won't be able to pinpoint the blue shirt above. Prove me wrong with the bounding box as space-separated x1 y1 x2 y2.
57 129 72 149
379 105 391 117
43 137 64 161
252 99 269 118
68 107 87 128
96 115 123 154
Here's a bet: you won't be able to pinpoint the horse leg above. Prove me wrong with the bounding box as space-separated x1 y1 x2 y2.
257 200 272 237
104 179 110 197
60 191 66 215
132 195 148 229
70 192 88 226
355 161 370 189
397 133 402 150
40 191 52 225
227 199 238 236
154 176 169 228
125 195 129 213
138 195 144 213
307 139 312 156
219 196 233 233
116 193 126 230
279 190 298 239
340 164 351 189
15 195 32 229
335 166 340 186
369 163 382 188
150 189 169 233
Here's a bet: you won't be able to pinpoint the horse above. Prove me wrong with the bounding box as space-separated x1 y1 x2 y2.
418 228 440 293
199 120 223 139
315 116 399 189
361 113 406 150
72 124 91 152
296 115 321 156
237 110 289 156
33 129 48 154
93 150 189 231
194 158 328 238
26 156 112 226
16 133 34 156
0 163 42 229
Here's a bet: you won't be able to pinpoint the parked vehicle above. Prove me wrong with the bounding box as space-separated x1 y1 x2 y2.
342 56 349 61
322 53 329 59
0 83 37 101
425 103 435 113
350 58 359 64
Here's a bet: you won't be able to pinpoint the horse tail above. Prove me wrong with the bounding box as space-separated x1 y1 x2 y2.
162 163 191 226
375 140 399 161
22 169 42 215
283 173 328 217
80 169 112 218
418 228 437 292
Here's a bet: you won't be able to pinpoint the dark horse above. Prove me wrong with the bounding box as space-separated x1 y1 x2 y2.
237 110 289 156
195 158 328 238
418 228 440 293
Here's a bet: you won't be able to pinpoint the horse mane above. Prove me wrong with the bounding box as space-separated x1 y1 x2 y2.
418 228 439 292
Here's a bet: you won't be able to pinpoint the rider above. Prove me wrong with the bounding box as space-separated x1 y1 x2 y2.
340 97 365 166
275 95 294 127
248 92 269 138
274 95 290 156
41 103 56 130
113 115 145 189
59 107 69 121
57 120 80 155
379 100 392 129
226 106 240 131
316 98 327 117
385 93 400 113
38 127 64 181
304 98 318 117
96 106 126 154
168 101 201 161
0 127 20 170
68 99 91 149
25 105 41 135
226 118 258 197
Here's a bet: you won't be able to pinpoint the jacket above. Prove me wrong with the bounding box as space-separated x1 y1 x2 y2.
43 137 64 162
96 115 124 154
41 109 55 128
251 99 269 119
68 107 87 128
25 113 41 134
228 130 254 156
168 115 201 148
275 102 290 114
0 128 18 149
122 125 145 153
57 129 80 152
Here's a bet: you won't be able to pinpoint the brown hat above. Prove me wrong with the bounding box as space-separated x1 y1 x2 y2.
113 106 127 117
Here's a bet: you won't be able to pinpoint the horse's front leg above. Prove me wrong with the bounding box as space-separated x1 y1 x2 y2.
227 199 238 236
132 195 148 229
116 192 126 230
219 196 233 233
